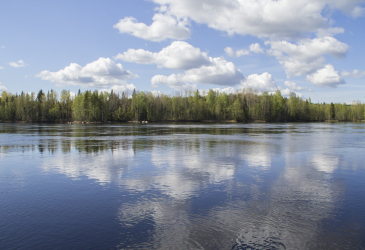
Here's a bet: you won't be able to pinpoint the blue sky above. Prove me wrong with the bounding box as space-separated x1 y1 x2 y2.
1 0 365 103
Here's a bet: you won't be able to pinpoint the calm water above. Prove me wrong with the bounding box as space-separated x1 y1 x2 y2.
0 123 365 249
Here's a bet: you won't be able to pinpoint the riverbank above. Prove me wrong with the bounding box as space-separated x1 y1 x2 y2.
1 119 365 124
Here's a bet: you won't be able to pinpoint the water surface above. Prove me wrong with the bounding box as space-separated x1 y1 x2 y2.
1 123 365 249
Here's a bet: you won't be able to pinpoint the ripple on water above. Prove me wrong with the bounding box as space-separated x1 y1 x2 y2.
232 230 286 250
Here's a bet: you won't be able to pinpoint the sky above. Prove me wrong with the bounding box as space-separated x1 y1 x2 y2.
1 0 365 103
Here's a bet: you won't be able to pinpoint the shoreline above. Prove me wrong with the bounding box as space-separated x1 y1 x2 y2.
1 120 364 124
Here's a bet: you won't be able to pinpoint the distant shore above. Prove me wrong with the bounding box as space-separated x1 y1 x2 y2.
2 119 365 124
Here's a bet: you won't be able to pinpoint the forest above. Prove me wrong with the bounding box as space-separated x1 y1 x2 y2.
0 88 364 123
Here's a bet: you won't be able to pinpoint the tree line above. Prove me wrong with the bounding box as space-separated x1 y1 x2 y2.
0 88 364 123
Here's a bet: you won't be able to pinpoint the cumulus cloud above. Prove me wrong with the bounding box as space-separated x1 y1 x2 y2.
0 66 3 69
99 84 137 95
225 43 264 57
306 64 345 88
0 82 8 92
113 14 190 42
113 0 364 44
224 47 249 57
151 74 199 91
240 72 277 92
9 60 27 68
36 57 138 88
198 87 236 95
342 69 365 78
284 81 305 91
115 41 211 70
278 87 292 96
249 43 264 54
151 57 244 90
185 57 244 85
275 87 303 98
149 0 365 39
284 81 312 91
316 27 345 37
331 0 365 18
212 87 236 94
150 90 162 96
267 37 349 77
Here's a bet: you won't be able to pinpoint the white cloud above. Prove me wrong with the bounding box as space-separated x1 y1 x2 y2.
151 57 244 90
212 87 236 94
225 43 264 57
316 27 345 37
330 0 365 16
224 47 249 57
115 49 155 64
269 86 303 98
267 36 348 77
249 43 264 54
9 60 27 68
284 81 305 91
284 81 312 92
113 0 364 43
276 87 303 98
306 64 345 88
240 72 277 92
36 57 137 88
185 57 244 85
153 0 326 39
1 45 5 49
278 87 292 96
99 84 137 95
115 41 211 70
150 0 365 40
342 69 365 78
116 42 244 91
151 74 198 91
150 90 162 96
0 82 8 92
113 14 190 42
199 87 236 95
351 6 365 18
0 66 3 69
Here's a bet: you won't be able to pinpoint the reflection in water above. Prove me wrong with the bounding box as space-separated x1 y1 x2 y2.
114 150 343 249
1 123 365 249
311 154 339 173
42 147 135 184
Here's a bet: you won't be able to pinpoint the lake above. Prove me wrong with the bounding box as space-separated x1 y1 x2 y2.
1 123 365 249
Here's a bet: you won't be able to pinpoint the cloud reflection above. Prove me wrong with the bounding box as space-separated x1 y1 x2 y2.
114 141 344 249
311 154 339 173
42 141 135 184
9 124 351 249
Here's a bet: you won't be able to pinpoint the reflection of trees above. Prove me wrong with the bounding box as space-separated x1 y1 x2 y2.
0 123 292 156
61 140 72 154
73 140 128 154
